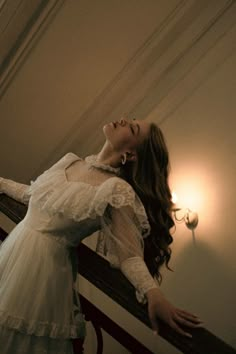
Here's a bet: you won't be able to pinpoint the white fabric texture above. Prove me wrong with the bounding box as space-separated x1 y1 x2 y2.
0 152 158 353
0 177 31 205
121 257 157 304
0 326 74 354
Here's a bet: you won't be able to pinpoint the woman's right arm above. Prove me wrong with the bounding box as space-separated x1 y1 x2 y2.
0 177 31 205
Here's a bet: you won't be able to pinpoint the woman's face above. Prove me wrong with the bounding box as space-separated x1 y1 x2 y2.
103 118 150 153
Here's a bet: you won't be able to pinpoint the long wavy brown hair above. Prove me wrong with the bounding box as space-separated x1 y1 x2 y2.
120 123 175 284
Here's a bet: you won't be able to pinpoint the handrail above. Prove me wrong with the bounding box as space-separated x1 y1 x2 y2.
0 194 235 354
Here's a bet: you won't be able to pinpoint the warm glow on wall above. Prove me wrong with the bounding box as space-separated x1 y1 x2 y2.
171 172 207 213
173 186 202 212
170 165 220 235
170 170 211 231
171 190 199 231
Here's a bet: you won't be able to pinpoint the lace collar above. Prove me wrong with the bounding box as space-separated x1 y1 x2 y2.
85 155 120 175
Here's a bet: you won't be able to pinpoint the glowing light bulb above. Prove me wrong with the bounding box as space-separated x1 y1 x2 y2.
171 191 178 204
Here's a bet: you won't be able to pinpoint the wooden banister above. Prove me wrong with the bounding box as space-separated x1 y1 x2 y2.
0 194 235 354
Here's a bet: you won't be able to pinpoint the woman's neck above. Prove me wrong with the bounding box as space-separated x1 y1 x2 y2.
96 141 121 168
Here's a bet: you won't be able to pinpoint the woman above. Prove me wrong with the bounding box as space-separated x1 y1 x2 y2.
0 118 202 353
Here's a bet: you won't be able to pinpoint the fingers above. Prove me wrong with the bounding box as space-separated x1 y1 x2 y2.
149 312 159 335
170 321 192 338
174 314 204 329
148 304 203 339
177 309 203 325
170 311 204 338
177 309 200 320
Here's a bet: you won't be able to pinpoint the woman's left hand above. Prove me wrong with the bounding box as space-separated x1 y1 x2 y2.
146 288 203 338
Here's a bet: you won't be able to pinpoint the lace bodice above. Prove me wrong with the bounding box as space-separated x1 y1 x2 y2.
0 153 158 303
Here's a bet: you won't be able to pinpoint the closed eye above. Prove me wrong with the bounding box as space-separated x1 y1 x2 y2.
130 124 135 134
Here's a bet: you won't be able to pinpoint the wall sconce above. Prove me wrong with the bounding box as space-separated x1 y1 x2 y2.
172 192 199 230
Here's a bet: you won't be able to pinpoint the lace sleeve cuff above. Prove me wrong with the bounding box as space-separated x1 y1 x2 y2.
120 256 158 304
0 178 31 205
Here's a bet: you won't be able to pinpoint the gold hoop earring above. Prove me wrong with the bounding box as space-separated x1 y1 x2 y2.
121 154 127 165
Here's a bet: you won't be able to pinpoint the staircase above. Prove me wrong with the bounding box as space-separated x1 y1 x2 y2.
0 194 235 354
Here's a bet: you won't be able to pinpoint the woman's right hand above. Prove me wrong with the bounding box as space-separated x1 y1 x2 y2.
146 288 203 338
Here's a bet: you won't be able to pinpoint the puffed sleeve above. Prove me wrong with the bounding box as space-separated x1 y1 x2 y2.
96 178 158 303
0 177 31 205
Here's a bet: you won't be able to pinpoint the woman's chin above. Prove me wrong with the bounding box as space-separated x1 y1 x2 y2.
103 122 114 134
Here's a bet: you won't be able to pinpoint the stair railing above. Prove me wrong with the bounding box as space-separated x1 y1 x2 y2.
0 194 235 354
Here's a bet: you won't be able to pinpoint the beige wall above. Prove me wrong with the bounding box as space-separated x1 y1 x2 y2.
147 45 236 349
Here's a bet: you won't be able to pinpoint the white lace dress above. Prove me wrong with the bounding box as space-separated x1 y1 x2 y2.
0 153 157 354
